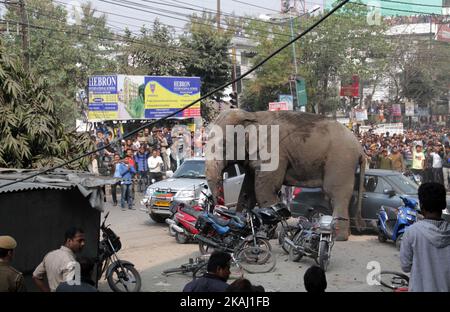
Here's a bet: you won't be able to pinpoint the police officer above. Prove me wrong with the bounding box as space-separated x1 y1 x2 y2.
0 235 26 292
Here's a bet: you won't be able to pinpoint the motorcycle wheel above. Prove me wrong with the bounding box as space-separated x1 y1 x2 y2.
192 262 208 279
395 234 403 251
240 238 272 263
318 240 330 272
107 262 142 292
236 245 276 274
175 231 189 244
288 232 304 262
378 231 387 243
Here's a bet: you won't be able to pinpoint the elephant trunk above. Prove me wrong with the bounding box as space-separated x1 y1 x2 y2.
205 159 225 205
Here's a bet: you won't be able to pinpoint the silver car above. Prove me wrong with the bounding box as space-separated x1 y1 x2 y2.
140 158 245 223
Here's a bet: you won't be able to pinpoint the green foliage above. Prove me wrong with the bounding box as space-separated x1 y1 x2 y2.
241 2 390 114
180 13 232 99
119 19 184 76
0 40 94 169
3 0 117 126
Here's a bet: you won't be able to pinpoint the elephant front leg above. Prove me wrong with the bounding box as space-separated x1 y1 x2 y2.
254 164 286 207
236 169 256 212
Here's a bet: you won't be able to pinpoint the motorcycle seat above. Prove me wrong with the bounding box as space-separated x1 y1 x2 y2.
208 214 231 227
180 206 203 218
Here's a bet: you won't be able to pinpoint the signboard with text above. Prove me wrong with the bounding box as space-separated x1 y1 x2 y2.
88 75 201 121
144 76 201 119
269 102 289 111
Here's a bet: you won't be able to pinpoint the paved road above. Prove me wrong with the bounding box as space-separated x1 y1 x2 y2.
98 194 404 292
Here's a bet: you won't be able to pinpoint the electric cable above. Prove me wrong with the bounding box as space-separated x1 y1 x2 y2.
0 0 351 189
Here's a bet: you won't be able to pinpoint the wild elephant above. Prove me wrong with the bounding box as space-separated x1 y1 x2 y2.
205 109 366 241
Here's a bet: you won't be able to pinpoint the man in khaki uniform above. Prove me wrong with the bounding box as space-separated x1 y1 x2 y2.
32 227 86 292
0 235 26 292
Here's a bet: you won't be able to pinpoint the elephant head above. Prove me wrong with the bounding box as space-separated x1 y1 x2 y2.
204 109 259 205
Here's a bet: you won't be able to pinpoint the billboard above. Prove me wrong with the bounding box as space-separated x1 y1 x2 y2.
278 95 294 110
269 102 289 111
88 75 201 121
144 76 201 119
405 100 415 116
340 75 359 97
88 75 119 120
392 104 402 116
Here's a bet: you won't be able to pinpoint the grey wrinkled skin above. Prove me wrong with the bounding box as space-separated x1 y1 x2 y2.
205 109 365 241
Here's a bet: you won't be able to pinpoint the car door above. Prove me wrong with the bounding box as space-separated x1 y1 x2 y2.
223 164 244 206
362 175 402 220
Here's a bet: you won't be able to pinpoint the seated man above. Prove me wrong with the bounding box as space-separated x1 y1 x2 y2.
183 251 231 292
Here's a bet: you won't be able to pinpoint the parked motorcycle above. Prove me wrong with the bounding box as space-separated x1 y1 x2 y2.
97 212 142 292
166 202 204 244
165 187 230 243
284 215 345 271
377 196 420 250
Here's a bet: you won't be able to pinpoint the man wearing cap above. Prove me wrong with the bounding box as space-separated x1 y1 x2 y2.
0 235 26 292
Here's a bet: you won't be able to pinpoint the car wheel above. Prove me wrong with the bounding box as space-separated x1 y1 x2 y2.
150 213 167 223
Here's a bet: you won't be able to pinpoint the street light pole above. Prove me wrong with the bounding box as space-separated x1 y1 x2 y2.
288 9 298 76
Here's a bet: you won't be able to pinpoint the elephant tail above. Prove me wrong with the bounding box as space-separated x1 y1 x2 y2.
355 154 366 232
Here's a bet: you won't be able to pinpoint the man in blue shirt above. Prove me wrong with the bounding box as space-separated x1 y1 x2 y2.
119 158 136 210
134 146 149 193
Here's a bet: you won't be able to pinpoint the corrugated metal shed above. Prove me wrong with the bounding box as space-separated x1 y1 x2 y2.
0 168 116 211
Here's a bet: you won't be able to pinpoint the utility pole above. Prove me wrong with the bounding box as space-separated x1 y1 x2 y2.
18 0 29 70
217 0 221 31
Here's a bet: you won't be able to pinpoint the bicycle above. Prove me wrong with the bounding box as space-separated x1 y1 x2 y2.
377 271 409 292
162 256 209 279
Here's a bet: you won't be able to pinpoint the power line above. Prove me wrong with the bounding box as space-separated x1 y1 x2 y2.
99 0 298 40
231 0 279 13
349 1 446 15
0 0 351 190
380 0 445 8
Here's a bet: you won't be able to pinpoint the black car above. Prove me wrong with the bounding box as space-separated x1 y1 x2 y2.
290 169 450 230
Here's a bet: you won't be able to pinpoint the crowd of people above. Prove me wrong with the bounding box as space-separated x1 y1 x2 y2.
358 127 450 190
88 125 208 210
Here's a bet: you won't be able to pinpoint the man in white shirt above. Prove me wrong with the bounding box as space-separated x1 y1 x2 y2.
430 145 444 184
148 149 164 184
32 227 86 292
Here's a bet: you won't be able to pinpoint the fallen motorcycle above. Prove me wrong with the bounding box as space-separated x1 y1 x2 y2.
284 215 346 272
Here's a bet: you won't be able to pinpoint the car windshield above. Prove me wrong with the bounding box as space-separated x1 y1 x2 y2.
385 175 418 195
173 160 205 179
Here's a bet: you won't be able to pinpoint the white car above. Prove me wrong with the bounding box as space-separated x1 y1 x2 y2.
141 158 245 223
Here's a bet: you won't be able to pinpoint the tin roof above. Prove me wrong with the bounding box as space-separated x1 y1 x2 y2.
0 168 117 211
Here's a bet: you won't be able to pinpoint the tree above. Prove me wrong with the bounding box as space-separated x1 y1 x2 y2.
119 19 184 76
241 2 390 114
0 40 93 169
3 0 118 126
180 13 232 99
